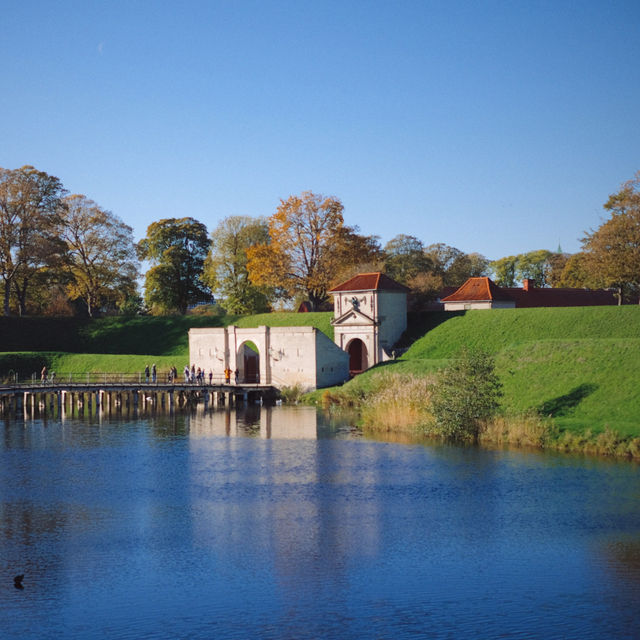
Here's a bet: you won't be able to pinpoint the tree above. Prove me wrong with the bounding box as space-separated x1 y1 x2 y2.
383 234 432 284
0 165 67 315
515 249 553 287
547 251 570 287
203 216 273 314
431 346 502 440
247 191 347 310
489 255 518 287
138 218 211 314
60 195 139 317
328 225 383 286
558 252 604 289
406 271 444 309
424 243 486 286
581 171 640 304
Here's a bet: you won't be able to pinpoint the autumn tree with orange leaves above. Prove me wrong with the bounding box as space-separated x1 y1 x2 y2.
247 191 381 310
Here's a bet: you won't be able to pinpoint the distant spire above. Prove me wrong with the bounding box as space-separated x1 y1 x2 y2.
557 241 563 254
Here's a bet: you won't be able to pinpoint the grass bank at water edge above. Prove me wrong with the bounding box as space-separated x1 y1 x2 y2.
307 306 640 455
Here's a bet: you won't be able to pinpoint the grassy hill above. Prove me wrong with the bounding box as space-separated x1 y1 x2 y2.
2 307 639 439
0 312 333 379
316 306 640 437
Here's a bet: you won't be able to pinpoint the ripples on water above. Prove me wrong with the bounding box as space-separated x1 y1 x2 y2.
1 406 639 639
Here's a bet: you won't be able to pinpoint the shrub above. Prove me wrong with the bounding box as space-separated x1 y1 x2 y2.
279 384 305 404
431 346 502 441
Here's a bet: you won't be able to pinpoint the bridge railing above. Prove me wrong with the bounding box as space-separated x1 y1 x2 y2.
0 371 234 387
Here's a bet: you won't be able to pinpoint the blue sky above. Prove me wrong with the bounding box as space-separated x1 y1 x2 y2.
2 0 639 260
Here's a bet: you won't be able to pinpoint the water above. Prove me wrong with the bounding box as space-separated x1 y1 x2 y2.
1 406 639 639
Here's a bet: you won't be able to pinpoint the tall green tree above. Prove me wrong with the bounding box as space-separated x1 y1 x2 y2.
138 217 211 314
489 255 518 287
383 234 432 284
0 165 67 315
203 216 272 314
581 171 640 304
424 243 487 286
515 249 553 287
61 194 139 317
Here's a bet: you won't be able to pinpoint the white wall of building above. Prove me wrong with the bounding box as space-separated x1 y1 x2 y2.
188 325 348 390
443 300 515 311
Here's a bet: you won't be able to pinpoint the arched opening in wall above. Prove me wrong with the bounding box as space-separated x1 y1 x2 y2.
238 341 260 383
347 338 368 376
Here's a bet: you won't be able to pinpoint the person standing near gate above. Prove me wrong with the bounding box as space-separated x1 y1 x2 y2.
152 364 157 383
144 364 150 383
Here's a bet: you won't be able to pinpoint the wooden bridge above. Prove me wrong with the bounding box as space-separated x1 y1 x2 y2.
0 380 279 417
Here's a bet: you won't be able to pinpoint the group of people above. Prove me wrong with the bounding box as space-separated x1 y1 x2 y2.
144 364 157 383
141 364 242 385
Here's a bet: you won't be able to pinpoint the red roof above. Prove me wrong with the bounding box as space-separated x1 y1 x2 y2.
441 277 617 308
329 272 409 293
441 277 512 302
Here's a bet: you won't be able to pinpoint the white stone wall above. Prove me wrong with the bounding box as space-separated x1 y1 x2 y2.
376 291 407 354
443 300 515 311
188 325 348 390
314 330 350 388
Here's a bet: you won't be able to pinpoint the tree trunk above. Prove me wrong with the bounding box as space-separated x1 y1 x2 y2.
3 279 10 316
14 278 28 317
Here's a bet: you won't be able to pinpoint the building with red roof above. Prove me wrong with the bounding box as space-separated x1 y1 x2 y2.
329 272 409 374
441 277 617 310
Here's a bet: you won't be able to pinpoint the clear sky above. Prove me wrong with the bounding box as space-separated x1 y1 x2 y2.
2 0 639 260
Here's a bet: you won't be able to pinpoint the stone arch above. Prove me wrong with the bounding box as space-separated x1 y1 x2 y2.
346 338 368 376
237 340 260 383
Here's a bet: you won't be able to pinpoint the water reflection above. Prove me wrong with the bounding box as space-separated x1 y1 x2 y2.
1 407 640 639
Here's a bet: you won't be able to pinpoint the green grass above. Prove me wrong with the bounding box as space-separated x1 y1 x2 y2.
0 311 334 380
310 306 640 439
496 338 640 436
0 312 332 357
402 306 640 359
234 312 334 341
3 307 639 441
0 352 182 380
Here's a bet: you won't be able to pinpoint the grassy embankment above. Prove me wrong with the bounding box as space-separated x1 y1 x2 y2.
306 306 640 455
2 307 639 455
0 313 333 379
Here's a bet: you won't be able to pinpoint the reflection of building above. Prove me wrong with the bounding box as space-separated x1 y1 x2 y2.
188 272 408 389
189 405 319 439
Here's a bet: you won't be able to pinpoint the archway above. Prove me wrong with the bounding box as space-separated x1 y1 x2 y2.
347 338 368 376
238 341 260 383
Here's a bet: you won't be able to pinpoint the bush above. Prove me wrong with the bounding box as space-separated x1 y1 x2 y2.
431 346 502 441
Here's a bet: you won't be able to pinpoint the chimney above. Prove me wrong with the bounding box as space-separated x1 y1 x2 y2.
523 279 534 291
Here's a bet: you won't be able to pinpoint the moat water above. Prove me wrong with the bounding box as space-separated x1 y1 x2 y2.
1 405 639 639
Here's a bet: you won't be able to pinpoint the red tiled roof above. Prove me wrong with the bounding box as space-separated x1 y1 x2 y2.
441 277 617 307
328 272 409 293
441 277 513 302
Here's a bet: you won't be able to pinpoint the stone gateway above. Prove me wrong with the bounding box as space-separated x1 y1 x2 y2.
188 272 408 390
